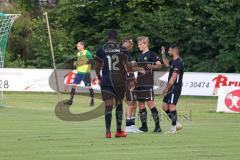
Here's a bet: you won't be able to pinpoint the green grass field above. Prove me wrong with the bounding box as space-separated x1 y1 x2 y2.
0 92 240 160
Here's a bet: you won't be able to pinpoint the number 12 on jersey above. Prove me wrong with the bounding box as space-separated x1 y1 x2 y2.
107 55 120 71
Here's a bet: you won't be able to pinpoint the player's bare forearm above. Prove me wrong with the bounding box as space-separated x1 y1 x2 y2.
163 58 170 68
129 61 138 67
163 72 178 94
95 64 102 76
133 67 146 74
169 72 178 86
127 61 142 72
132 67 143 72
95 64 102 84
126 63 134 73
147 61 162 70
94 56 103 77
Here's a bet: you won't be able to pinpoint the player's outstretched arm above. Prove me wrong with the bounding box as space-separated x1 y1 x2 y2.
94 56 103 80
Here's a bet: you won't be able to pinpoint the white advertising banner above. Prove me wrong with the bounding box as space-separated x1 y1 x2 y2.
1 68 240 96
216 87 240 113
0 68 55 92
0 68 100 92
159 72 240 96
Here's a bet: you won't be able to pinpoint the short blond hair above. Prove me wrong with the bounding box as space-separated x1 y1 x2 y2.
137 36 149 46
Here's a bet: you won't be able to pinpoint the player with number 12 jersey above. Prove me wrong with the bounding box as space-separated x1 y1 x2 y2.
95 30 132 138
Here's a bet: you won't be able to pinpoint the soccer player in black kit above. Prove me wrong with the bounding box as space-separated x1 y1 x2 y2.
122 38 143 133
161 44 184 134
95 30 134 138
135 36 162 133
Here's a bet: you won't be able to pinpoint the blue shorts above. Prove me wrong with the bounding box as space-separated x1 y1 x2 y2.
163 90 181 105
73 73 91 87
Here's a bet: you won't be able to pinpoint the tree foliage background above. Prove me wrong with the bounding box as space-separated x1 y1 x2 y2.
3 0 240 72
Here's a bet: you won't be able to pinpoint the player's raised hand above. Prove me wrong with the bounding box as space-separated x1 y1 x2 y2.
147 64 153 69
161 46 165 55
139 67 146 74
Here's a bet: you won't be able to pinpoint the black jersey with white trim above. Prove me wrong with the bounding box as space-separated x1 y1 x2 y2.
168 57 184 90
135 51 160 87
95 41 128 87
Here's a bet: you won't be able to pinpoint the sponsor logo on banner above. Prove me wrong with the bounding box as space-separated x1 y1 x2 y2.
224 89 240 112
64 70 77 85
212 75 240 95
64 70 100 89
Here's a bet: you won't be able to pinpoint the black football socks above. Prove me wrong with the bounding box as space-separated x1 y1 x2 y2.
151 107 160 128
105 105 113 133
116 104 123 132
167 110 177 126
139 108 148 129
